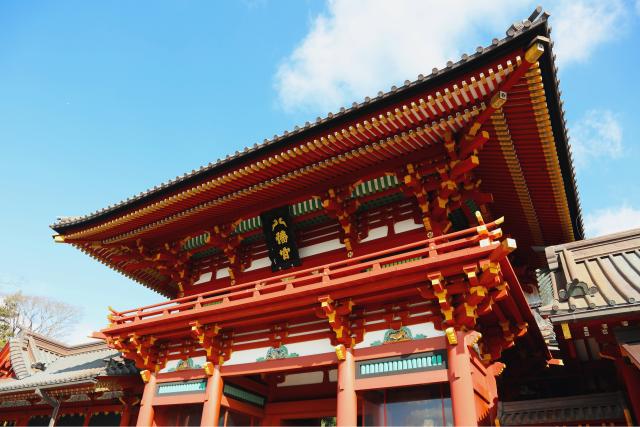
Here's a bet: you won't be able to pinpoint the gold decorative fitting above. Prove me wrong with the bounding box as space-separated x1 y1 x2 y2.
445 327 457 345
468 332 482 347
203 361 215 376
53 235 65 243
490 91 507 109
561 323 572 339
140 370 151 383
335 344 346 361
525 42 545 64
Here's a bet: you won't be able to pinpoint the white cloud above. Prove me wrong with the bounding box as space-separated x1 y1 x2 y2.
551 0 627 66
585 204 640 238
275 0 524 113
570 109 623 167
274 0 629 113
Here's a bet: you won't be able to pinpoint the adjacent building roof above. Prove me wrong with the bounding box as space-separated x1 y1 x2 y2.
538 228 640 318
622 343 640 370
0 331 137 396
498 392 628 425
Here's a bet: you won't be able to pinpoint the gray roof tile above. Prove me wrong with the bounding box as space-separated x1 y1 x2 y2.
539 228 640 317
499 392 627 425
0 348 136 394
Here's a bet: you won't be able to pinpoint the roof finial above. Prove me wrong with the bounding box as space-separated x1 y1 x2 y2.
528 6 543 22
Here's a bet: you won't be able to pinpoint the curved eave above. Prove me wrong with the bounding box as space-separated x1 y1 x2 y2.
51 16 582 241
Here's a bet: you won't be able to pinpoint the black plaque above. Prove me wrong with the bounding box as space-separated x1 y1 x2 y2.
260 205 301 271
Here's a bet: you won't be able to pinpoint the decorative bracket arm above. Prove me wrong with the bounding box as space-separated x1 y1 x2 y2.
190 321 229 365
318 296 359 347
321 187 360 257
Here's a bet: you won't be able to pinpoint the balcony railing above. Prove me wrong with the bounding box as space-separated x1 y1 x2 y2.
106 218 507 333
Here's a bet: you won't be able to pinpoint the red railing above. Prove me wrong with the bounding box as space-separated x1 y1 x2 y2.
107 219 506 329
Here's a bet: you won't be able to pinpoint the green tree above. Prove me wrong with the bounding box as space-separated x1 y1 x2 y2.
0 294 20 346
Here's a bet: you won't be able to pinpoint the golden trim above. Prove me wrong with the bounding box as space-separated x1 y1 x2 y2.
445 327 457 345
490 109 544 245
526 64 575 241
561 323 572 340
335 344 346 361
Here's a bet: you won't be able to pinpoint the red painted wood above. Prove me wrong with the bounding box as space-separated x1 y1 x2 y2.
447 331 479 427
337 347 357 426
200 364 223 427
136 372 156 427
355 369 448 391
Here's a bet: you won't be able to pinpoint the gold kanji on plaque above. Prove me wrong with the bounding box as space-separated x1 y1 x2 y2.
275 229 289 245
272 217 287 231
279 247 291 260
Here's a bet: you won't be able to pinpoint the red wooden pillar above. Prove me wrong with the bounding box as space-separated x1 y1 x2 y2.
16 415 30 426
446 329 478 427
201 362 224 427
136 370 157 427
336 346 357 426
120 403 132 427
82 408 92 427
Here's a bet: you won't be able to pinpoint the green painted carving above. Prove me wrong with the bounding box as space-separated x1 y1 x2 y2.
166 358 202 372
256 345 299 362
370 326 426 346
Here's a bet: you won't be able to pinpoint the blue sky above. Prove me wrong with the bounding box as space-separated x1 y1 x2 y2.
1 0 639 344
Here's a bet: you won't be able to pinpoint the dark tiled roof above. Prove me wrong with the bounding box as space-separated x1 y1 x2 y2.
538 228 640 316
50 7 583 241
0 332 137 395
0 348 136 393
499 392 627 425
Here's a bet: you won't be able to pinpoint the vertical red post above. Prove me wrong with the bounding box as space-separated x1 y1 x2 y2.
120 403 132 427
82 409 92 427
337 346 357 426
446 329 478 427
201 362 224 427
136 370 157 427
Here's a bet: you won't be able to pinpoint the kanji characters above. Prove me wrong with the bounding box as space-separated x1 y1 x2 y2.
279 247 291 260
275 229 288 245
272 217 287 231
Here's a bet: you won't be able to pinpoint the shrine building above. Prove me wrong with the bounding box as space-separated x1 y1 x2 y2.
0 331 140 426
43 7 640 427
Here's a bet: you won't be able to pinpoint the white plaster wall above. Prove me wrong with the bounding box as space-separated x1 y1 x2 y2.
216 268 230 279
193 272 212 285
359 225 388 243
393 218 423 234
298 239 343 258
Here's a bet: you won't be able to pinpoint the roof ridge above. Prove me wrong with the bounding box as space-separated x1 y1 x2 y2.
546 227 640 255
